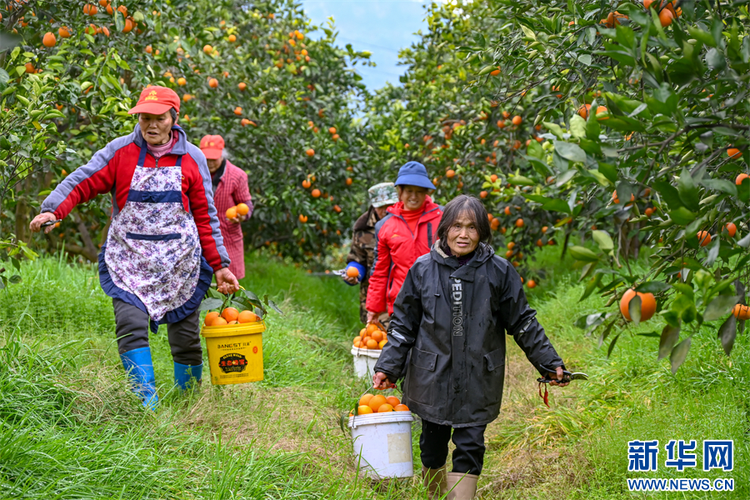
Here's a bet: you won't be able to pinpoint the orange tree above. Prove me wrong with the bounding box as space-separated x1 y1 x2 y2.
367 0 750 369
1 0 371 264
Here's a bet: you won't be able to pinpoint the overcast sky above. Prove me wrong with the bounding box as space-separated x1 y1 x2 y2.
300 1 430 90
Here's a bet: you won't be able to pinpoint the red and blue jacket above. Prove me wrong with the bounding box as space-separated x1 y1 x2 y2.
41 124 230 271
366 197 443 316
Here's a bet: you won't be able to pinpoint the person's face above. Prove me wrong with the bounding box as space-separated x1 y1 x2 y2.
139 111 174 145
398 185 428 211
207 158 223 173
446 211 480 257
374 204 392 219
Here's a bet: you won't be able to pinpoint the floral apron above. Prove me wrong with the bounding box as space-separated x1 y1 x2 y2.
102 144 204 327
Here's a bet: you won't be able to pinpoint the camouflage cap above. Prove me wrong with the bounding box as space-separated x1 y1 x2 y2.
368 182 399 208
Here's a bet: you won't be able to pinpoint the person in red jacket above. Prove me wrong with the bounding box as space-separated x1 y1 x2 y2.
366 161 443 324
201 134 253 280
30 86 239 409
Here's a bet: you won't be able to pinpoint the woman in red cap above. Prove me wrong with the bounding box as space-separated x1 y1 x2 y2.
200 134 253 280
30 85 238 409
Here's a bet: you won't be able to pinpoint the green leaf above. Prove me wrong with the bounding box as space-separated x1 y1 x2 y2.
542 198 572 213
636 281 671 294
543 121 564 139
629 294 642 326
718 314 737 356
570 114 587 139
658 323 680 360
703 295 738 322
677 168 700 212
568 246 599 262
592 230 614 252
199 298 224 311
670 337 692 373
670 207 696 226
507 175 535 186
554 141 587 163
264 295 284 315
653 179 684 209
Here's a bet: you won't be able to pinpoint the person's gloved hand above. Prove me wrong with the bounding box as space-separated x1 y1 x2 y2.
342 262 365 286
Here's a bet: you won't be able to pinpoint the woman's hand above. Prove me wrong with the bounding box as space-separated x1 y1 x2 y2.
227 214 246 225
373 371 395 390
29 212 58 234
366 311 381 324
215 267 240 295
342 274 358 285
548 366 569 387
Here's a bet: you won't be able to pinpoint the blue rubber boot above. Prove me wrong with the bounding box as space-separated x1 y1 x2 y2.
120 347 159 409
174 362 202 391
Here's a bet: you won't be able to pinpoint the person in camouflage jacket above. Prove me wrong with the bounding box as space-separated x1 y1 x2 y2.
342 182 398 324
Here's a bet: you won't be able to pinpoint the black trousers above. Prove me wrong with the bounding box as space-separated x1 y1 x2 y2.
113 299 203 365
419 419 487 475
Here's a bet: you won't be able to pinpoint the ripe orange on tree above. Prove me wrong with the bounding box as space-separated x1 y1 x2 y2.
527 280 537 289
208 78 219 88
234 107 242 115
59 26 71 38
480 191 488 198
727 147 742 159
302 179 311 188
696 231 711 247
238 82 247 91
177 77 187 86
732 304 750 320
515 218 524 228
645 207 654 217
311 188 321 198
83 4 98 15
228 34 237 42
490 67 501 76
298 214 308 223
305 148 315 157
203 44 213 54
735 173 748 185
122 18 134 33
723 223 737 238
659 8 673 27
42 32 56 48
346 178 353 186
619 289 656 322
511 115 522 126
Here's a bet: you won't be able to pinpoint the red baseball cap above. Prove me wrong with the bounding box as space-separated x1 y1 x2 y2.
128 85 180 115
200 135 225 160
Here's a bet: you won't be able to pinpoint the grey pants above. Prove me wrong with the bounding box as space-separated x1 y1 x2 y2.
113 299 203 365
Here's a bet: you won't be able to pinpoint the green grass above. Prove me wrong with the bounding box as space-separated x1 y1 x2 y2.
1 253 748 499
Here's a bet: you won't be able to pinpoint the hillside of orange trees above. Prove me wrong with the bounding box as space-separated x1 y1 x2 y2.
0 0 373 267
3 0 750 370
364 0 750 370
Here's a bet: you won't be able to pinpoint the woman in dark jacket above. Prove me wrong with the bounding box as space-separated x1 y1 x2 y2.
373 195 568 500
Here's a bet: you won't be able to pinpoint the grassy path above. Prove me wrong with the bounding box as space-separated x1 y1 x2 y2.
1 253 748 499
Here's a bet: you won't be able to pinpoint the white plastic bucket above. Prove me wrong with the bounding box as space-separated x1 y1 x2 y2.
348 412 414 478
351 346 381 379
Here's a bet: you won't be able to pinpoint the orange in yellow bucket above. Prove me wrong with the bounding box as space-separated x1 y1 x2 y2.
201 320 266 385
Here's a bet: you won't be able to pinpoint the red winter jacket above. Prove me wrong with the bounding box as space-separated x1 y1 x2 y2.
366 197 443 316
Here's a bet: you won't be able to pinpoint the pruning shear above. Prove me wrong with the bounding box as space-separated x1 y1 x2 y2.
41 219 63 228
535 366 588 408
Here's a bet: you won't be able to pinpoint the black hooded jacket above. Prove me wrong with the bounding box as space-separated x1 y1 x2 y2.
374 241 564 427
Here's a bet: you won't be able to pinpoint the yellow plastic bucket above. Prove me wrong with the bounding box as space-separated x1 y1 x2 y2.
201 321 266 385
